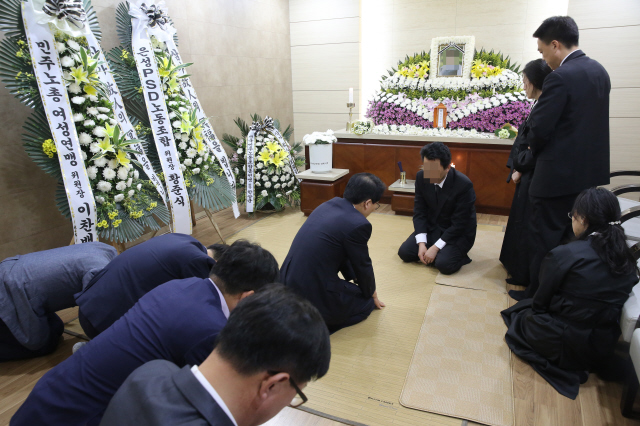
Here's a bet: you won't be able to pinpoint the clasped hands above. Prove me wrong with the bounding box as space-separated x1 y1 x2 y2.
418 242 439 265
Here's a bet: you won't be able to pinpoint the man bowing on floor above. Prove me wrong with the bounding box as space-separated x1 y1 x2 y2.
398 142 477 274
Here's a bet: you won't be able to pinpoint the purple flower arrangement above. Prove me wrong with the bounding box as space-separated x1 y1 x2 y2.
366 100 433 128
449 101 529 132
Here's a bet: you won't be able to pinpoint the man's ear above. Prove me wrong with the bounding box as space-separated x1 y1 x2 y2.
258 372 289 401
239 290 254 300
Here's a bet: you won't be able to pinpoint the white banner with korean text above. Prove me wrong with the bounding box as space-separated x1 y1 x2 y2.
84 31 167 206
130 3 191 234
22 2 98 243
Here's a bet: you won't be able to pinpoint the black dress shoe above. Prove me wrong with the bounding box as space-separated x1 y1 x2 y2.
508 290 526 301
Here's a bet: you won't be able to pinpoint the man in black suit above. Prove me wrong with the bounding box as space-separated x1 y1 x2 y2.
398 142 477 274
280 173 386 333
76 233 227 338
512 16 611 300
100 285 331 426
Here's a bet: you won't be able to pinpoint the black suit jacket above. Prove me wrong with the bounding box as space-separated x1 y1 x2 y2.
526 50 611 198
76 233 215 335
280 197 375 323
100 360 234 426
506 110 536 183
414 168 477 253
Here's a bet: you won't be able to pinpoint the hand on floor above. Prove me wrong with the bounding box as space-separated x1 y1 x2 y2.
373 291 385 309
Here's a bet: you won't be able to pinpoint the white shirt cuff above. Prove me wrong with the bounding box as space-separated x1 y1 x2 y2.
434 239 446 249
415 233 427 244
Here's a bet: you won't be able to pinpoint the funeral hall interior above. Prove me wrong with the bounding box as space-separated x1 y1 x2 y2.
1 0 640 425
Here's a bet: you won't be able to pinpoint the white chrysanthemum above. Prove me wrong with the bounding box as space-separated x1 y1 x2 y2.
81 151 87 161
204 165 209 170
56 42 66 53
103 168 116 180
237 148 243 154
181 134 189 142
94 157 107 167
68 83 81 94
97 180 112 192
97 107 110 113
262 175 269 181
274 183 281 189
272 175 279 182
195 158 202 165
239 178 245 184
137 183 142 190
96 196 105 204
93 126 107 137
116 181 127 191
186 148 197 158
178 107 187 113
127 178 132 187
276 194 282 198
168 101 177 106
265 182 272 188
128 190 135 197
96 114 109 121
280 175 288 181
79 133 92 145
108 159 118 169
86 107 99 116
184 159 193 166
60 56 75 68
255 173 261 180
192 168 201 175
110 119 117 126
67 39 80 50
72 96 85 105
178 142 187 150
134 170 139 179
172 121 181 128
84 119 95 127
88 95 99 102
176 150 182 158
73 113 84 122
257 163 264 169
117 167 129 180
234 167 239 174
189 139 196 148
255 181 260 186
114 194 125 202
87 166 97 179
168 112 176 119
179 164 186 171
286 190 292 196
261 190 268 197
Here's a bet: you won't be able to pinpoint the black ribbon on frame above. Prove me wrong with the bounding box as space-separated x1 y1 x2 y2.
140 3 170 29
42 0 87 27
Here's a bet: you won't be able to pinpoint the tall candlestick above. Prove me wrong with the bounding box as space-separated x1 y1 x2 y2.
349 88 353 103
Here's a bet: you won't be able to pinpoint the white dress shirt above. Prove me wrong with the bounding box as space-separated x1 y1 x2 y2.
190 365 238 426
559 48 580 68
415 174 447 249
209 278 230 318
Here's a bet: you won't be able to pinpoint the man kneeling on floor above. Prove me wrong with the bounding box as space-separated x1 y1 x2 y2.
100 285 331 426
281 172 386 333
10 240 279 426
398 142 477 274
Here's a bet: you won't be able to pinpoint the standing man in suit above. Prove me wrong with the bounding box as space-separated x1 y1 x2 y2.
280 173 386 333
11 240 279 426
0 243 116 361
512 16 611 300
100 285 331 426
398 142 477 274
76 233 227 338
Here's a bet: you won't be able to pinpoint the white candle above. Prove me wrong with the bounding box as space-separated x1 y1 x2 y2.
349 88 353 103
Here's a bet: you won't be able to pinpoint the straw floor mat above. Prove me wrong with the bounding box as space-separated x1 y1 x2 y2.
400 285 513 426
435 230 508 294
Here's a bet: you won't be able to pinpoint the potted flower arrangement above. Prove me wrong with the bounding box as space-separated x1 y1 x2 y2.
223 115 304 213
303 130 336 173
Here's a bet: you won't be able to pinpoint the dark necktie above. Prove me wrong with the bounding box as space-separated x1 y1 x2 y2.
434 184 440 203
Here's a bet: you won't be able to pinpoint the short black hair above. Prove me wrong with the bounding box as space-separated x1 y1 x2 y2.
533 16 579 48
420 142 451 169
215 284 331 383
522 59 552 91
209 240 279 295
206 243 229 261
343 172 386 204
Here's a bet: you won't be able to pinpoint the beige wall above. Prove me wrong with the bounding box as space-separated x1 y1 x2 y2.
567 0 640 190
289 0 360 138
0 0 294 258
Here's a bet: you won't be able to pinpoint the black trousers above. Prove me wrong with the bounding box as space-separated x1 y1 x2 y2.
398 232 471 275
526 193 578 298
0 313 64 362
325 281 375 334
78 308 100 339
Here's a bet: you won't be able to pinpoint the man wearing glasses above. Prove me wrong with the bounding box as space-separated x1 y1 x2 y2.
100 285 330 426
398 142 477 275
281 173 386 333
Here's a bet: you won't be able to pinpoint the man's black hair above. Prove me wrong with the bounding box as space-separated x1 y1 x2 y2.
215 284 331 384
343 172 386 205
522 59 552 92
206 243 229 261
209 240 279 295
533 16 579 48
420 142 451 169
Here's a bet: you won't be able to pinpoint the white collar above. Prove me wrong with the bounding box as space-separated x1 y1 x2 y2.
559 49 580 67
190 365 238 426
435 173 447 188
209 278 230 318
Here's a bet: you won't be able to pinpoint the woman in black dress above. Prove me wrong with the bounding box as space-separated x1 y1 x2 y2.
502 188 638 399
499 59 552 286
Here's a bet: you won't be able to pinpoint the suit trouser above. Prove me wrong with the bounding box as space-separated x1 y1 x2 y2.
326 281 375 334
398 232 471 275
78 308 100 339
0 313 64 362
526 193 577 298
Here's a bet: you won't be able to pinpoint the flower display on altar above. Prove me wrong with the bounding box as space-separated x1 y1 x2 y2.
223 115 304 212
303 130 337 144
0 0 169 242
352 121 372 135
367 40 530 137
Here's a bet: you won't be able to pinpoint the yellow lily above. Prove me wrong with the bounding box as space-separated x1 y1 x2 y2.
193 125 203 142
158 58 171 78
180 112 194 134
104 123 117 139
196 138 206 155
167 77 180 93
115 149 130 166
417 67 427 78
83 84 97 96
258 150 272 164
98 136 115 154
69 66 89 85
265 141 280 153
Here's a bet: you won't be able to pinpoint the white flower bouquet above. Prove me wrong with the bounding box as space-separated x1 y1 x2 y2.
302 130 337 145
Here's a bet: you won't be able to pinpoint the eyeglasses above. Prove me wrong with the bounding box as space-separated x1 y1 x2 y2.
268 371 308 408
567 212 573 220
375 202 380 211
